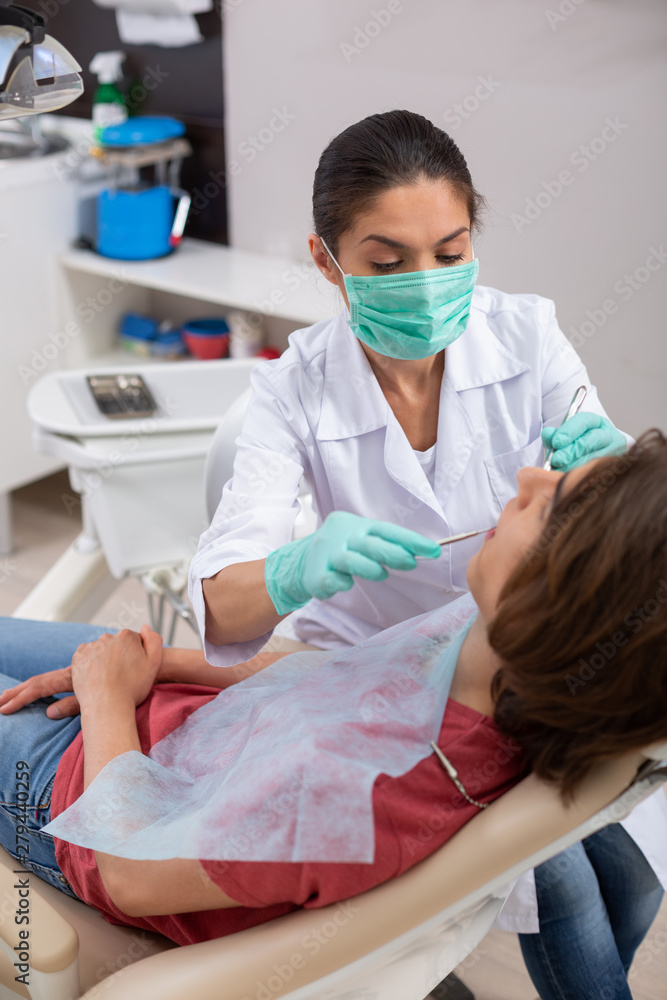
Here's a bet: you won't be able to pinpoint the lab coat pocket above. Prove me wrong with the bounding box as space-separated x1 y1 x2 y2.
484 435 544 510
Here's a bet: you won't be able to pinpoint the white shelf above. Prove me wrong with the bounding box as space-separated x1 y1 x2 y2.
59 239 337 326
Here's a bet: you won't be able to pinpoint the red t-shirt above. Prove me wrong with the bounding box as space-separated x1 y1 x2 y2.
51 682 527 946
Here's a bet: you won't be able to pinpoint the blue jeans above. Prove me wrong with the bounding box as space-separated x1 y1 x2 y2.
519 824 664 999
0 618 113 898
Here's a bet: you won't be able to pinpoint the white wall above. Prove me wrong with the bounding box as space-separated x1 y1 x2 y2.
223 0 667 436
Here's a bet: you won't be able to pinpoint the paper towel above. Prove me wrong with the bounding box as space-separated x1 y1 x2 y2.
116 11 203 46
92 0 213 48
93 0 212 12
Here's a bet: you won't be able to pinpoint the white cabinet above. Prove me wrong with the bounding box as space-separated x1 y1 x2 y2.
0 144 80 497
53 239 337 371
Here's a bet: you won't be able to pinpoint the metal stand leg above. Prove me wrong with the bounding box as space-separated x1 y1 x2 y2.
140 566 201 644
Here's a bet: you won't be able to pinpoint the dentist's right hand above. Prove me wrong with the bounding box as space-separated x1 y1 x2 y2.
264 511 441 615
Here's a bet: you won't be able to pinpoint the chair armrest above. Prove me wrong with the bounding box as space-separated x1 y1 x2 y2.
79 751 651 1000
0 849 79 999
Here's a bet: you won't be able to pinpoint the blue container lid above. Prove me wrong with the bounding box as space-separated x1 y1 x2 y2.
100 116 186 147
120 312 159 341
182 318 230 337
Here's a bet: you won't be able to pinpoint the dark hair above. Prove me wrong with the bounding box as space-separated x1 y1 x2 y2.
313 110 485 255
489 430 667 799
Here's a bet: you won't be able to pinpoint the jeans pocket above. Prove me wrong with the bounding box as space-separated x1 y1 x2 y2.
36 774 55 823
3 772 55 828
17 857 79 900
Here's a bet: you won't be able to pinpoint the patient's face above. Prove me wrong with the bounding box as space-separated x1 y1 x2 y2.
467 464 590 620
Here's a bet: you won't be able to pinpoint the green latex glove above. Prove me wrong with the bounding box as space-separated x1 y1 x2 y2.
541 412 627 471
265 511 441 615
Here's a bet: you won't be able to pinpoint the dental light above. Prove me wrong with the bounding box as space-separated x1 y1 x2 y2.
0 1 82 119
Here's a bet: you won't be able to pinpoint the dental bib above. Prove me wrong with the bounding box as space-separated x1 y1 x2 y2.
44 594 477 864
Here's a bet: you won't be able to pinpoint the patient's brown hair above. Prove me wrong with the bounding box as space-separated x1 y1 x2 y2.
490 430 667 798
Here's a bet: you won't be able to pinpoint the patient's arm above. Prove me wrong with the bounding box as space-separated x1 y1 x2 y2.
81 694 240 915
99 855 240 916
157 645 290 687
73 628 242 915
0 638 289 720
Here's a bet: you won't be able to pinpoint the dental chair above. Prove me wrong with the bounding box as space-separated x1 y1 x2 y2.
204 386 316 542
16 359 259 634
0 745 665 1000
16 373 312 636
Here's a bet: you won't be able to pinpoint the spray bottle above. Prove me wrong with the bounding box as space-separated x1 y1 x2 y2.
89 51 128 140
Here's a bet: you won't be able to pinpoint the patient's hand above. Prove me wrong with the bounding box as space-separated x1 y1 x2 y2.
0 625 165 720
72 626 162 714
0 629 289 719
0 666 77 719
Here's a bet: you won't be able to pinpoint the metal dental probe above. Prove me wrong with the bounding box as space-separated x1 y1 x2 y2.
436 393 588 547
543 385 588 471
435 389 587 545
436 527 495 546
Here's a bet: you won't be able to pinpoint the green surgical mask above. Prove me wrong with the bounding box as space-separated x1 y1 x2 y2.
321 238 479 360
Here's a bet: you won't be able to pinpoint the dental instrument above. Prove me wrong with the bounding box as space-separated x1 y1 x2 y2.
543 386 588 471
437 527 495 546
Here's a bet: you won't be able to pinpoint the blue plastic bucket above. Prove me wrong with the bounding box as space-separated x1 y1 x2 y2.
97 185 175 260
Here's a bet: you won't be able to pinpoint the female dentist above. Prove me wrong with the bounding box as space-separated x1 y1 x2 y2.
190 111 658 1000
191 109 626 665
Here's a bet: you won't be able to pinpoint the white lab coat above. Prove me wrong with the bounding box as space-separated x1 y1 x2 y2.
189 284 667 931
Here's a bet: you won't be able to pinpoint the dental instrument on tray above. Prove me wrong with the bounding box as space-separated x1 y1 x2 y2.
543 386 588 471
437 527 495 547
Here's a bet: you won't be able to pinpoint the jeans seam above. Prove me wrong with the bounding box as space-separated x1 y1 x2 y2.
525 932 570 1000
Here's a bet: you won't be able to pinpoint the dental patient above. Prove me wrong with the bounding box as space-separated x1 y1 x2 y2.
0 434 665 959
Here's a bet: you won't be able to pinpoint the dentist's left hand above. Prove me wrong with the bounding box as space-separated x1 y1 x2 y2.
541 412 626 471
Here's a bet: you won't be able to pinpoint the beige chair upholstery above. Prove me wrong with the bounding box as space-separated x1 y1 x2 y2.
0 749 664 1000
